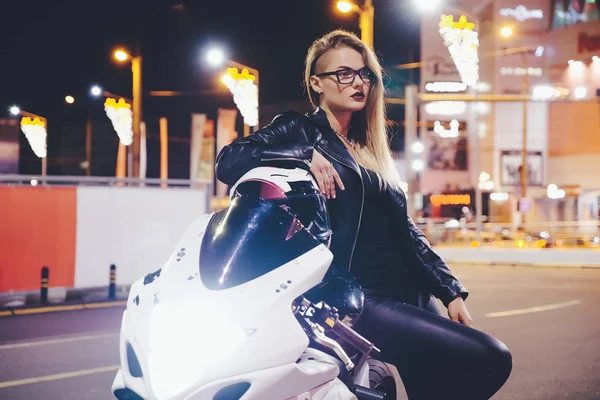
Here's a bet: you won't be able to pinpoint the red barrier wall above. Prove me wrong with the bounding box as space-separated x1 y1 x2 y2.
0 186 77 291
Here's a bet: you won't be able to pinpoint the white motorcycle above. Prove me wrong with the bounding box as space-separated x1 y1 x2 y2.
111 167 403 400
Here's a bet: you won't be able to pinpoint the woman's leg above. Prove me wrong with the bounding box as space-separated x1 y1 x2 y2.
354 296 512 400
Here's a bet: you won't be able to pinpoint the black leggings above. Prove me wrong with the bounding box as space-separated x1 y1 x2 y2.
353 295 512 400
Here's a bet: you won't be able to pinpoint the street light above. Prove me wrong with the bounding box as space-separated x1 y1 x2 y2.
112 47 142 178
335 0 374 49
9 106 48 178
114 49 129 62
90 85 102 97
205 47 260 131
65 95 75 104
413 0 442 13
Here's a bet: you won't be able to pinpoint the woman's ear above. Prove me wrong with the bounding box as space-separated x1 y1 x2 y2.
310 75 322 94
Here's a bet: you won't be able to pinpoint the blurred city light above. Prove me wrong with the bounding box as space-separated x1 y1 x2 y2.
114 49 129 62
413 0 442 12
490 192 509 202
547 184 566 199
65 95 75 104
500 26 513 37
206 47 226 67
412 160 424 171
535 46 545 57
593 55 598 61
476 82 491 92
9 106 20 115
90 86 102 96
411 141 424 153
425 101 466 115
574 87 587 100
532 85 556 101
336 1 354 13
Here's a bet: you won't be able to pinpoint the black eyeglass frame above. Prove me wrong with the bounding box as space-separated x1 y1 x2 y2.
314 67 376 84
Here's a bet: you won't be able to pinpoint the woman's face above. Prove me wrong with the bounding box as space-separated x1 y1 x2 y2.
311 46 373 114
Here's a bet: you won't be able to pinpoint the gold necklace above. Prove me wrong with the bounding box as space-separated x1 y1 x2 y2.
333 129 355 149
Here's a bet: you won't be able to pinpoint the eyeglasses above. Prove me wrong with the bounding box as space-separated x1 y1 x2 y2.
315 67 376 84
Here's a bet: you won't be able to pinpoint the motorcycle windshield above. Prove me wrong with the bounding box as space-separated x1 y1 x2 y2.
199 195 322 290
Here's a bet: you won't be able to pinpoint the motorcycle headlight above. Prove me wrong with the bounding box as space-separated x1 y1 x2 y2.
148 303 251 399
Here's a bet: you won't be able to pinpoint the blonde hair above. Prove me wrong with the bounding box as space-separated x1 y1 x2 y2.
304 29 401 190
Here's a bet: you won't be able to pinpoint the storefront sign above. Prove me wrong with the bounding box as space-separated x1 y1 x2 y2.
499 67 543 77
499 6 544 21
578 32 600 54
430 194 471 207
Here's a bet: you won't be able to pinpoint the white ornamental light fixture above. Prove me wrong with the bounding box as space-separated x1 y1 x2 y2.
222 67 258 127
438 15 479 87
499 6 543 21
104 97 133 145
20 117 47 158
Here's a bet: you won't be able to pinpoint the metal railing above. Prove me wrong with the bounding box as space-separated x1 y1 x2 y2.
416 219 600 250
0 174 215 214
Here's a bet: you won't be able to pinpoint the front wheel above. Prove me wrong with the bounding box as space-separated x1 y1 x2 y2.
368 358 407 400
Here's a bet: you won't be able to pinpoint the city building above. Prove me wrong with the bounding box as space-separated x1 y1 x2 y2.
418 0 600 224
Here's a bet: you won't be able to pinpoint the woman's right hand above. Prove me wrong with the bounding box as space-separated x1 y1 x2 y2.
310 150 345 199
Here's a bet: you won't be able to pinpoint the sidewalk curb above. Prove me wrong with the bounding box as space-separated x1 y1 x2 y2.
447 261 600 268
0 300 127 318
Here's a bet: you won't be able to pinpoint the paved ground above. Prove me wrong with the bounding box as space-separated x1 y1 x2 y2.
0 264 599 399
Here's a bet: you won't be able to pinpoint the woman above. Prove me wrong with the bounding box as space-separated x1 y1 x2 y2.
215 30 512 399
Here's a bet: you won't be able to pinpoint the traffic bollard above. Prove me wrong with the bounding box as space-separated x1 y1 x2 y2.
41 266 49 304
109 264 116 300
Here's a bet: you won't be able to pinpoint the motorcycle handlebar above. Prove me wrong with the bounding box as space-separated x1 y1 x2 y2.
331 319 380 357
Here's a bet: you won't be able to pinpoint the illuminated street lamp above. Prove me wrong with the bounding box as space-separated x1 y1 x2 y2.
112 47 142 178
412 0 442 12
335 0 374 48
65 95 75 104
9 106 48 177
90 85 102 97
114 49 129 62
205 47 260 130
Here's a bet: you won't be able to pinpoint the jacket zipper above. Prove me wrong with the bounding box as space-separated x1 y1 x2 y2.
262 145 365 272
348 172 364 272
260 157 312 168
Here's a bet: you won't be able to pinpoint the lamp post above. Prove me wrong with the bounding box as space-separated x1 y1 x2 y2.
336 0 374 48
91 85 133 179
206 47 260 134
10 106 48 178
498 28 542 224
113 48 142 178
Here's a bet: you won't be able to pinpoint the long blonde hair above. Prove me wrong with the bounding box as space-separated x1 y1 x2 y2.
304 29 401 190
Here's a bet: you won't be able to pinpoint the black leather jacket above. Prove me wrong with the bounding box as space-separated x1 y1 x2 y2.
215 108 468 307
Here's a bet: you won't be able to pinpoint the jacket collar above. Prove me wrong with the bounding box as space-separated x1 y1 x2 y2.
307 107 362 176
307 107 332 130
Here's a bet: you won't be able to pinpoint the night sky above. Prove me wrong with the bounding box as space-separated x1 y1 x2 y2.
0 0 422 178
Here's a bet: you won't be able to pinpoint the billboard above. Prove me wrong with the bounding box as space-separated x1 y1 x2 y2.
0 119 20 174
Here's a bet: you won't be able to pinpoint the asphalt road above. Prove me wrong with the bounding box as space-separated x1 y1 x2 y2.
0 264 599 400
